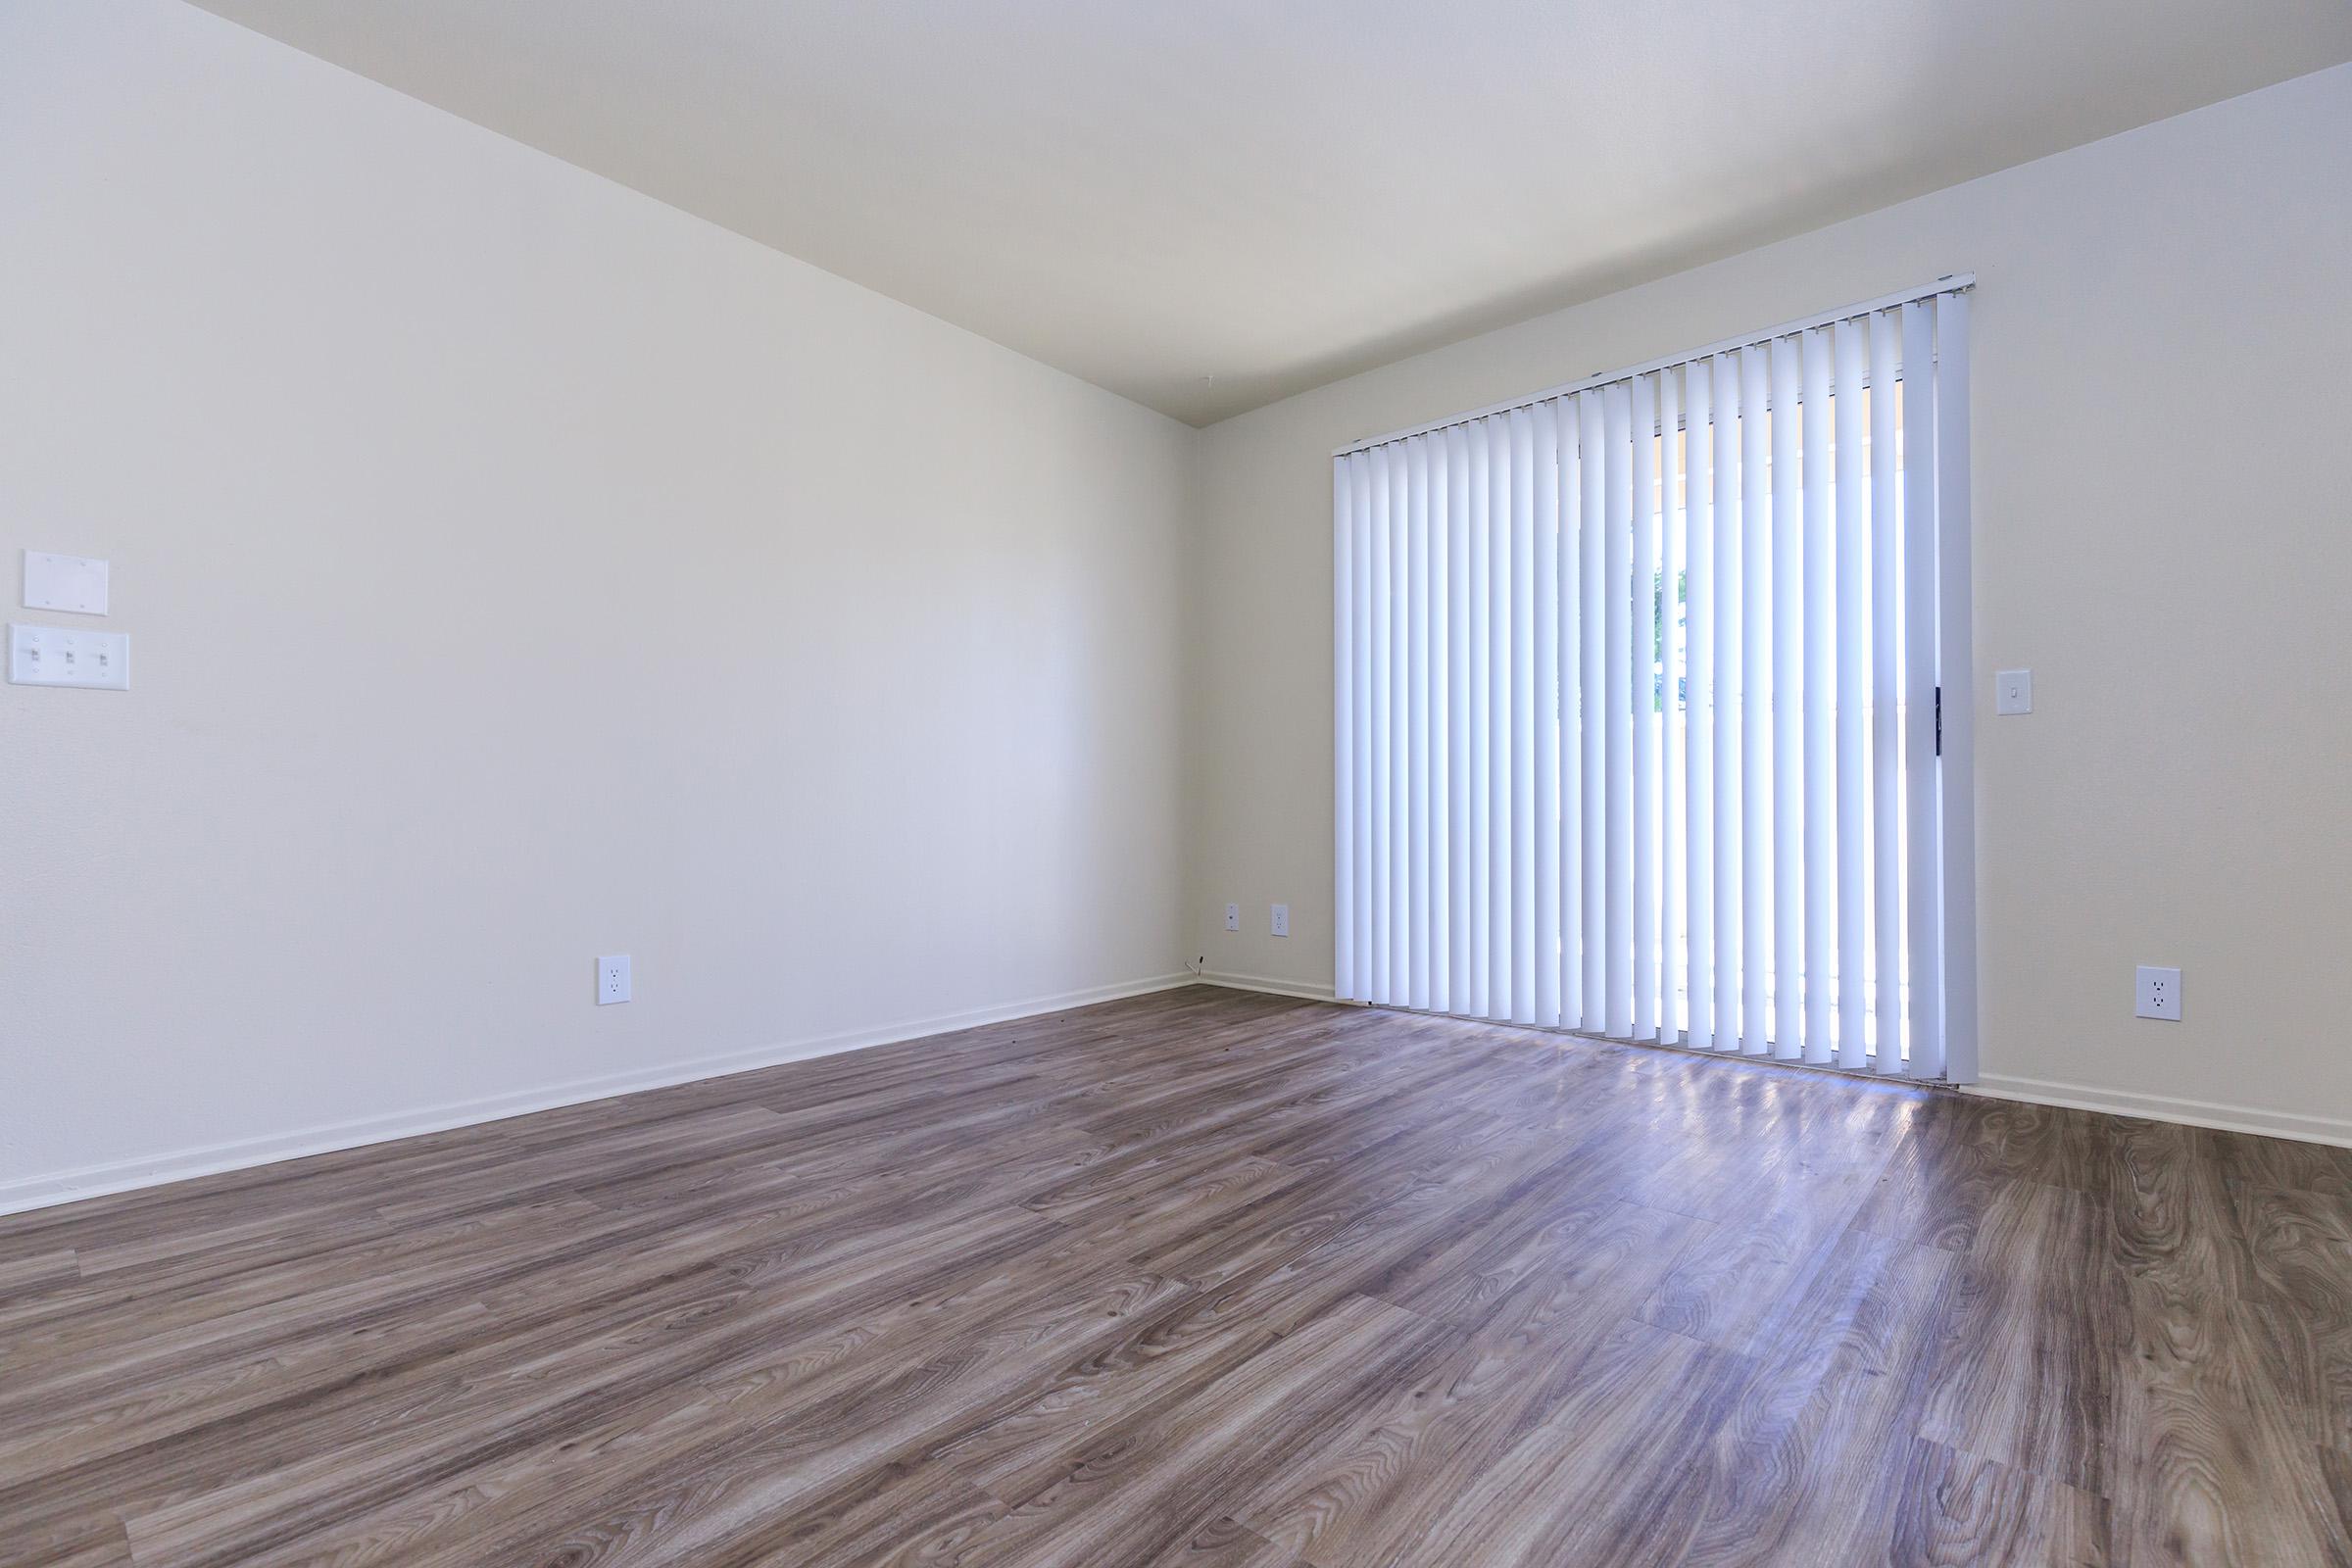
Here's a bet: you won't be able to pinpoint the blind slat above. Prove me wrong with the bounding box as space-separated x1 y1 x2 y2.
1770 334 1804 1061
1631 371 1662 1041
1407 436 1432 1011
1935 294 1976 1085
1711 352 1744 1053
1740 344 1773 1056
1533 407 1563 1028
1833 319 1870 1071
1390 443 1412 1004
1446 425 1473 1017
1867 311 1902 1070
1509 409 1539 1025
1660 368 1688 1046
1685 363 1717 1051
1580 390 1608 1028
1335 457 1356 1005
1488 416 1514 1019
1558 400 1584 1028
1355 457 1376 995
1467 424 1492 1016
1900 300 1942 1080
1370 452 1392 1002
1800 326 1835 1066
1429 433 1453 1015
1603 381 1635 1039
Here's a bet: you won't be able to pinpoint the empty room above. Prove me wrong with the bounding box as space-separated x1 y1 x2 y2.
6 1 2352 1563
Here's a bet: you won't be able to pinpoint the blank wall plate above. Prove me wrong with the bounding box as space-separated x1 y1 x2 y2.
597 954 632 1005
1995 668 2033 714
9 623 129 689
1271 904 1291 938
2135 964 2180 1021
24 552 109 614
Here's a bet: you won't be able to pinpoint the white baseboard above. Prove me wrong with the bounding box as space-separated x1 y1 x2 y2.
1196 969 1342 1004
1177 992 2352 1150
1966 1073 2352 1149
26 976 2334 1218
0 972 1195 1218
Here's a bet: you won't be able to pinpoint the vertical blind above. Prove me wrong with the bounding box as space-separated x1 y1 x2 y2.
1334 281 1974 1080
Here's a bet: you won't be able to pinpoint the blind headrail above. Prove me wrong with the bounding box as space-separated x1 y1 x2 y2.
1333 273 1974 458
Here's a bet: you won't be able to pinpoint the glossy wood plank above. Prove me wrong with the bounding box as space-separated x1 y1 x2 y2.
1916 1178 2117 1493
1884 1438 2110 1567
1 986 2347 1565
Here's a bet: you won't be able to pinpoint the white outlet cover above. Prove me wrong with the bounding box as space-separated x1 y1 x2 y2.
9 623 129 689
598 954 632 1005
1271 904 1291 938
1224 903 1240 932
23 552 109 615
2134 964 2180 1021
1995 668 2033 714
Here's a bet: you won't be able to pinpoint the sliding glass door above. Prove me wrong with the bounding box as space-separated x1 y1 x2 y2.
1334 283 1973 1081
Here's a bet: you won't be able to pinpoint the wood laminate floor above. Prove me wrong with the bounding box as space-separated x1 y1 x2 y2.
6 987 2351 1566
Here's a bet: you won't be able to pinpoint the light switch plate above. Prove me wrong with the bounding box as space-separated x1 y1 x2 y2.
1995 668 2033 714
24 552 109 614
9 623 129 689
1271 904 1291 938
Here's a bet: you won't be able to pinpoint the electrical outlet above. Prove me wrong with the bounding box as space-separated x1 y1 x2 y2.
2134 964 2180 1021
1271 904 1291 938
598 954 632 1005
1224 903 1240 932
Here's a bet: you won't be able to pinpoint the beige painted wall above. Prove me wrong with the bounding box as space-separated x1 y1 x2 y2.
1188 64 2352 1139
0 2 1196 1206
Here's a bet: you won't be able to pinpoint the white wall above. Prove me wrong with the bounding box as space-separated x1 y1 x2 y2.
0 2 1196 1208
7 10 2347 1211
1189 65 2352 1141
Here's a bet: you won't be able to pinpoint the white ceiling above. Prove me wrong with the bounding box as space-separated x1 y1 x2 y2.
192 0 2352 425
